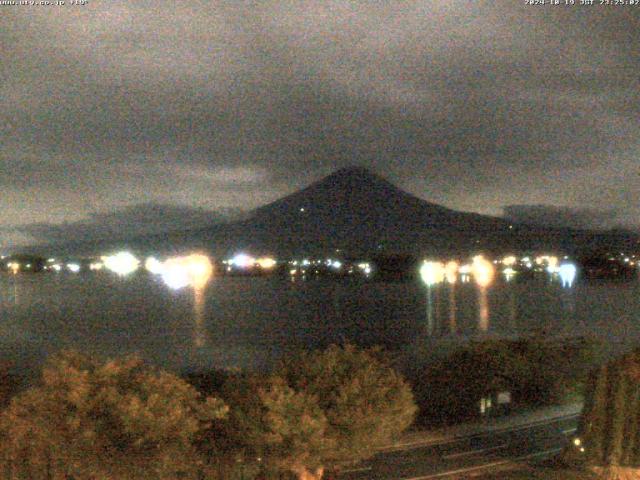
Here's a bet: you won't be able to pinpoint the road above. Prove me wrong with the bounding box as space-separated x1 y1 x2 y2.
338 413 579 479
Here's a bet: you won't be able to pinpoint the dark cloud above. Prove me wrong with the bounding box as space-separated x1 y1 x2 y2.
1 1 639 248
3 203 242 248
503 205 620 231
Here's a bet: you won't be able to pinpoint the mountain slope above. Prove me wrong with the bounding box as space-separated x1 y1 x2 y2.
228 166 511 255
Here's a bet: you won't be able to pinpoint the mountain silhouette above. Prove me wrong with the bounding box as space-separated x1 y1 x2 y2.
27 166 640 258
232 166 511 256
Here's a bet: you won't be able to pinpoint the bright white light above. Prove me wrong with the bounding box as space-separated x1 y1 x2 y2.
230 253 255 269
459 264 472 274
161 254 213 290
472 255 495 288
559 263 577 288
357 262 372 275
331 260 342 270
52 264 62 272
256 257 277 269
536 255 559 269
502 255 517 266
67 263 81 273
503 267 517 281
145 257 165 275
420 261 445 286
302 259 310 266
89 262 104 271
162 263 191 290
445 261 459 284
102 251 140 276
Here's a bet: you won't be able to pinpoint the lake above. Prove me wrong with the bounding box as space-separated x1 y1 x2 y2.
1 271 639 376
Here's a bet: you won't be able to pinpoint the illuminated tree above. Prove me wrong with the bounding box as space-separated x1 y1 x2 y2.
0 350 228 479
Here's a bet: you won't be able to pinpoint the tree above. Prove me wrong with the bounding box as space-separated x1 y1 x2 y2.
573 350 640 480
224 345 417 480
414 336 600 426
0 350 228 479
223 375 333 480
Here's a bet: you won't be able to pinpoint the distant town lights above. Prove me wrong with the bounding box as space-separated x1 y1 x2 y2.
445 261 459 284
161 254 213 290
230 253 255 269
67 263 81 273
559 263 577 288
357 262 372 275
472 255 495 287
502 255 517 266
256 257 277 269
101 251 140 276
503 267 517 281
459 264 472 275
161 262 191 290
145 257 165 275
420 261 445 286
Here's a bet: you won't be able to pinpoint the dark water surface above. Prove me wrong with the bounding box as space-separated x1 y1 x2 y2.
1 272 639 375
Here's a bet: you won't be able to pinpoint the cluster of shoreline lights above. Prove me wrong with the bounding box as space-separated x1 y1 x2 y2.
222 254 372 277
420 255 578 288
45 251 215 291
222 253 277 271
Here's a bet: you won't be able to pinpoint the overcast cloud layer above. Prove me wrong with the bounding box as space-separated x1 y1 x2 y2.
1 1 639 249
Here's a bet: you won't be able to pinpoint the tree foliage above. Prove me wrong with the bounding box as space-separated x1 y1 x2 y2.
223 345 417 480
0 350 228 479
416 336 599 425
575 350 640 479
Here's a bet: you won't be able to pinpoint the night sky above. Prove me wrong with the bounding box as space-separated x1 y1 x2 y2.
1 1 639 249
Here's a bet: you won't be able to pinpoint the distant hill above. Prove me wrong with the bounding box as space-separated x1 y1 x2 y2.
25 166 640 258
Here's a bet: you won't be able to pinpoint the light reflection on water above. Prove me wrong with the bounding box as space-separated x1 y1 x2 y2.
0 272 638 374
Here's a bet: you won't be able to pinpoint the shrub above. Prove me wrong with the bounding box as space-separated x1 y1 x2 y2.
0 350 228 479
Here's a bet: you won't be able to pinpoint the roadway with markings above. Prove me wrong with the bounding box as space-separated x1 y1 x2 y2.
338 414 580 479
